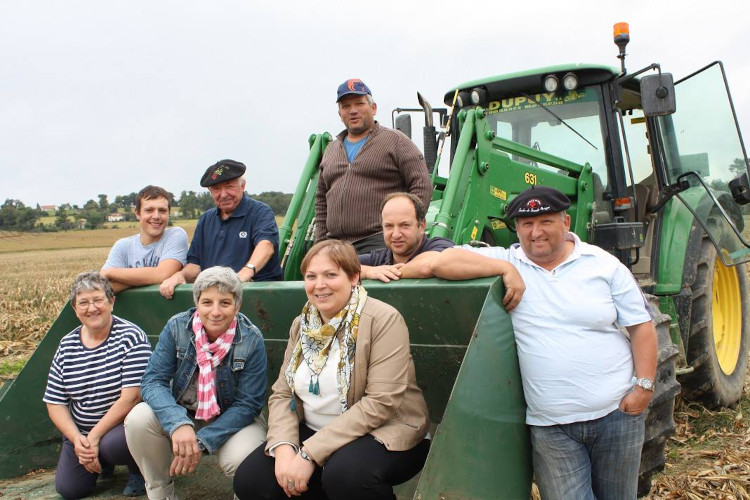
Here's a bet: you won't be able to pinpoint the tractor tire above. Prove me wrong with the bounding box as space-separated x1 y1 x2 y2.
637 295 681 497
679 236 750 408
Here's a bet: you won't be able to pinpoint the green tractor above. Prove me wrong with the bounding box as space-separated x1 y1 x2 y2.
1 24 748 499
279 23 750 495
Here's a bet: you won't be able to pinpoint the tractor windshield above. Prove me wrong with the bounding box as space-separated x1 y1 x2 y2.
485 87 608 186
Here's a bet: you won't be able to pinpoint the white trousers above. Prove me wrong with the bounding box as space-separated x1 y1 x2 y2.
125 402 266 500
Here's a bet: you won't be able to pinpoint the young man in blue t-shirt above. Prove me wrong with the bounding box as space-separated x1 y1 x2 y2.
101 185 188 292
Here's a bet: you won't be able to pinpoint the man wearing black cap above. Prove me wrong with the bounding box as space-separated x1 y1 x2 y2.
160 160 283 298
314 78 432 254
427 186 657 499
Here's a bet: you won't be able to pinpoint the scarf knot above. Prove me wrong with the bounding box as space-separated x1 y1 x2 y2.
285 285 368 412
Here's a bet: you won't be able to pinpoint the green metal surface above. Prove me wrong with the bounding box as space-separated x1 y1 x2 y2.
654 198 696 294
428 106 593 248
415 280 531 499
0 278 528 494
279 132 330 280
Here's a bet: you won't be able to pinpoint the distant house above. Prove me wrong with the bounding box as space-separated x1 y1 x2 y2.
107 213 125 222
76 218 87 229
41 204 57 214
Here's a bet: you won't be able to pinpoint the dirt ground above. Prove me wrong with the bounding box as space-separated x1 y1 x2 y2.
647 370 750 499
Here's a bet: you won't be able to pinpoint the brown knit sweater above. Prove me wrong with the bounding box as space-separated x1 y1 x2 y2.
314 122 432 242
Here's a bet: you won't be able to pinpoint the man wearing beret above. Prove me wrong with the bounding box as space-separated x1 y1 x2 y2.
315 78 432 254
160 160 283 298
427 186 657 499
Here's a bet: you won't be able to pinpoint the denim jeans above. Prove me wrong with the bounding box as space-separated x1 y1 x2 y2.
530 408 645 500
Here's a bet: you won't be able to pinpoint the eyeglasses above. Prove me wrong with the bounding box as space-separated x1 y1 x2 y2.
76 297 108 310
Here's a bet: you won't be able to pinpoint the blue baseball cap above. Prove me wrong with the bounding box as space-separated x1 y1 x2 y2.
336 79 372 102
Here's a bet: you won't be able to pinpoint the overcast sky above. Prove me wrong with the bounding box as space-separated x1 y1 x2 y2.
2 0 748 207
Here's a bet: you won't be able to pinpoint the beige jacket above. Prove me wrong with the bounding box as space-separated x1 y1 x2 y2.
265 298 429 465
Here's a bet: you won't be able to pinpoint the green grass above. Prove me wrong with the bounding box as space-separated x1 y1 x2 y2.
684 396 750 437
0 358 27 377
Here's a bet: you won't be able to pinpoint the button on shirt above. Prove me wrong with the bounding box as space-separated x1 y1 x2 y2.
187 195 283 281
464 232 652 426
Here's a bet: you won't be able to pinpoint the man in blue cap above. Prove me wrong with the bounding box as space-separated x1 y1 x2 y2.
424 186 657 499
314 79 432 254
160 159 283 298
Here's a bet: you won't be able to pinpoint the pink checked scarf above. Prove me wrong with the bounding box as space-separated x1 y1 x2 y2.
192 311 237 421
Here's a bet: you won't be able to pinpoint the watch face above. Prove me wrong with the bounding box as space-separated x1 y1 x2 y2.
638 378 654 390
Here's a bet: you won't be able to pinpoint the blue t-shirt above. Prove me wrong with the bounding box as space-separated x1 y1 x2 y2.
343 136 368 163
102 226 188 269
187 195 283 281
359 236 454 266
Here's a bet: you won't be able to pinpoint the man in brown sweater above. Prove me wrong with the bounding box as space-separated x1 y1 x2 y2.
314 79 432 254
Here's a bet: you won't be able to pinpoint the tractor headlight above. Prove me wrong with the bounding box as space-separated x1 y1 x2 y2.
563 72 578 91
543 74 559 93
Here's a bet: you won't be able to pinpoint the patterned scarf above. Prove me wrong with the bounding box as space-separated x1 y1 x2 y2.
285 285 368 412
192 311 236 421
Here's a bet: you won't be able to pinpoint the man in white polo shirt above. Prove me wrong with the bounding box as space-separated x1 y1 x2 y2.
428 186 657 500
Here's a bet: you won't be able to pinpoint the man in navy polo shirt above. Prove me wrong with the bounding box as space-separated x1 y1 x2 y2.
160 160 283 299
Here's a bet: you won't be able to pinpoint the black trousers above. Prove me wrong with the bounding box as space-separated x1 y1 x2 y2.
234 423 430 500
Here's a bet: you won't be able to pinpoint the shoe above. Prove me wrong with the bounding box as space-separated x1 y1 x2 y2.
100 462 115 479
122 473 146 497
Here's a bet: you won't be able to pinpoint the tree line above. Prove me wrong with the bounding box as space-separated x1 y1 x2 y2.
0 191 293 232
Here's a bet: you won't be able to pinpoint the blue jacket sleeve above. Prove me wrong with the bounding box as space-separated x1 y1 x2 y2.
139 319 193 436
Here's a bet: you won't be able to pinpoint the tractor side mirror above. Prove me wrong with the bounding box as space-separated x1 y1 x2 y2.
395 114 412 139
641 73 676 116
729 171 750 205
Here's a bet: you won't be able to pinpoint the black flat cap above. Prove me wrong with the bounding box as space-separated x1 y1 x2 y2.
200 159 246 187
506 186 571 219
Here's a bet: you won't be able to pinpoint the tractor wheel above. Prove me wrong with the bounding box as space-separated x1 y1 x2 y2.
679 236 750 408
637 295 680 496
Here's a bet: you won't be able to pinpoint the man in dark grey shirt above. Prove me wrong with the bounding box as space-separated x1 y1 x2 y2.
360 192 453 282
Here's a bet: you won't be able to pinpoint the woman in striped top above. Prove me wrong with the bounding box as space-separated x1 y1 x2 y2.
43 271 152 499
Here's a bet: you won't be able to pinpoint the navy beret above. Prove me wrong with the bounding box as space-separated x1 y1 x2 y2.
506 186 571 219
200 159 246 188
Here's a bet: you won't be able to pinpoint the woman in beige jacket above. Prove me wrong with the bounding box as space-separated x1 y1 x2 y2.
234 239 430 500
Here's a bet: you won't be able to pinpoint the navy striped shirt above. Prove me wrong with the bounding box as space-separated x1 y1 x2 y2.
43 316 152 433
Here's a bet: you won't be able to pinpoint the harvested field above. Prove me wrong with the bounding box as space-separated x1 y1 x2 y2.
0 247 109 379
0 221 197 254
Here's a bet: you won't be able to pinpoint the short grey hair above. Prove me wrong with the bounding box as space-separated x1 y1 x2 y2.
193 267 243 307
338 94 375 107
69 271 115 306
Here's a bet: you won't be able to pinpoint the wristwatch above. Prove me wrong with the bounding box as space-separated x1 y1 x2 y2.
299 449 314 463
635 377 655 391
244 263 257 274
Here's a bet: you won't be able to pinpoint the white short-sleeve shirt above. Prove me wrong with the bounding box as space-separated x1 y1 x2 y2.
464 232 652 426
102 226 188 269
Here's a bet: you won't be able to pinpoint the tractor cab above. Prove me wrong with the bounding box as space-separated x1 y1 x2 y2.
415 23 750 286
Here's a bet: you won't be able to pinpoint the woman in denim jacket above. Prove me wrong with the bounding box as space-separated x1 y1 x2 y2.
125 267 267 500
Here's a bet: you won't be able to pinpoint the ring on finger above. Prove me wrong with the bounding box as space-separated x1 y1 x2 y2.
287 480 295 490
